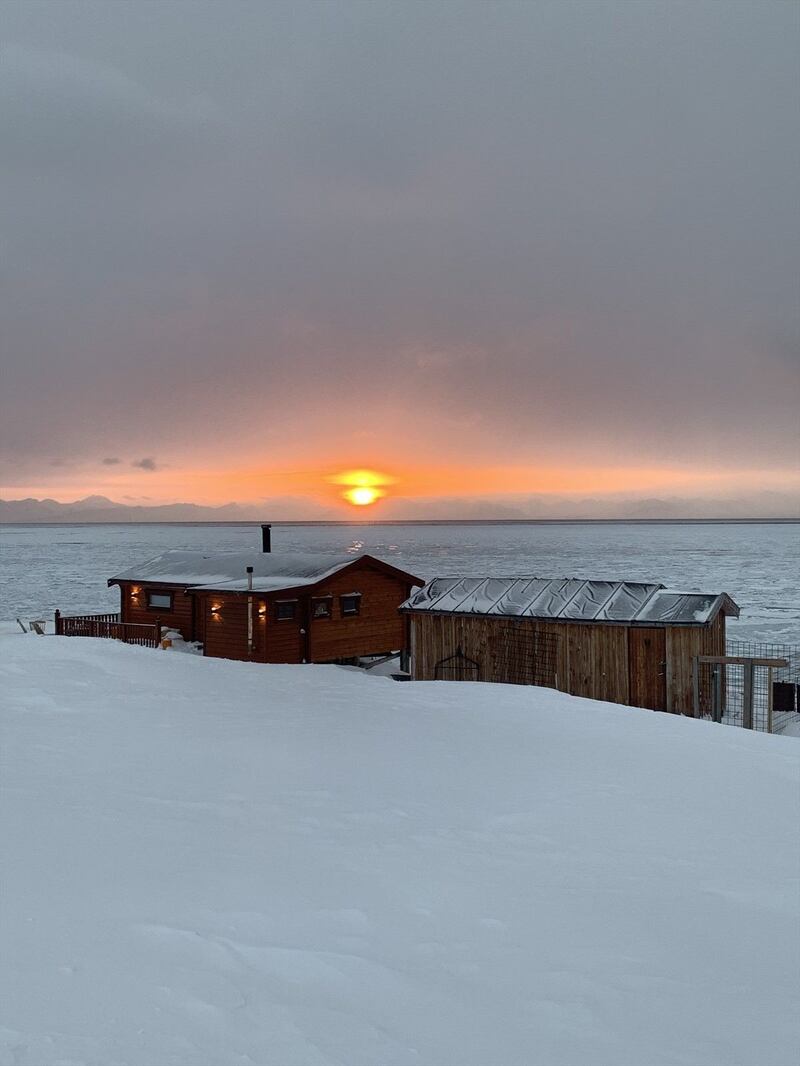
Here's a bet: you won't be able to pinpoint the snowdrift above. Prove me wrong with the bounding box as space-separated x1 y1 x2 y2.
2 634 798 1066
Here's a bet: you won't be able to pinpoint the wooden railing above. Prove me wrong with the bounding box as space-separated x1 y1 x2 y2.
54 610 161 648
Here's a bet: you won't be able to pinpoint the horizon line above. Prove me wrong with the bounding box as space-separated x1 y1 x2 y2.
2 518 798 527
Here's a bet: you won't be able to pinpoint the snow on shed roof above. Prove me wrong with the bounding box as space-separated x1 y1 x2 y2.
401 577 739 625
109 550 358 592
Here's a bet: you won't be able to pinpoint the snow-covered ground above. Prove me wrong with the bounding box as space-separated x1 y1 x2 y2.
2 633 798 1066
2 520 799 642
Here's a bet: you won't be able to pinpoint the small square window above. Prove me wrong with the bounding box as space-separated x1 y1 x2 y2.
275 600 297 622
340 594 361 616
312 597 332 619
147 591 172 610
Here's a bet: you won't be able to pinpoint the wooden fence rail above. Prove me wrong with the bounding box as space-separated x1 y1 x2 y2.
55 610 161 648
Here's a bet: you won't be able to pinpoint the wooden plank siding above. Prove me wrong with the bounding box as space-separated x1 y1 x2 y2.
307 568 410 662
190 561 413 664
665 613 725 715
202 596 257 662
193 595 207 648
263 607 304 664
118 581 195 640
628 628 667 711
409 612 728 716
564 623 629 703
198 594 307 663
409 615 556 686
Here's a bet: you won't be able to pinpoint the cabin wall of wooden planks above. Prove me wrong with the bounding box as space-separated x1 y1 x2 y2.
118 581 196 640
200 595 261 662
196 592 306 663
194 563 412 664
665 613 725 714
308 569 410 662
408 611 727 715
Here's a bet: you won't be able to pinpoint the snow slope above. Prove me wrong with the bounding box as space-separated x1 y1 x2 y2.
2 634 798 1066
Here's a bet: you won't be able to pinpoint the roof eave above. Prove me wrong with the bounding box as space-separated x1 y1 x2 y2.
109 577 199 588
185 581 316 597
401 608 727 627
718 593 741 619
109 554 424 596
355 554 425 587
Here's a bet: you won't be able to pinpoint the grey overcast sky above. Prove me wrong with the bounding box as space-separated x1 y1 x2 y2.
1 0 798 509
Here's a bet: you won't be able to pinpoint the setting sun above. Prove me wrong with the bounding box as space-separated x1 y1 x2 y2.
327 468 396 508
345 486 380 506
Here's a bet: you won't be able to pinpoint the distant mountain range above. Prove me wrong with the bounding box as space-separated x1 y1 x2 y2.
0 496 268 523
1 493 797 523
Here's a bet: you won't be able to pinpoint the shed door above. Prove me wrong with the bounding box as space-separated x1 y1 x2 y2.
628 628 666 710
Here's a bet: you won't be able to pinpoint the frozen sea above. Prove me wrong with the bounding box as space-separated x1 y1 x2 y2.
1 521 798 645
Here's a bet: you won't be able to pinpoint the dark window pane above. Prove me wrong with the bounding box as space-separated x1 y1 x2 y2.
276 601 297 621
147 591 172 609
341 595 361 616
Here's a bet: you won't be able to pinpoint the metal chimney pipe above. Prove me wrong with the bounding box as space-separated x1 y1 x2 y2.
261 524 272 553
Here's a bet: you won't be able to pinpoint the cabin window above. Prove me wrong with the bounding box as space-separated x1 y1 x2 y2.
146 590 173 610
275 600 297 622
311 597 332 620
340 594 361 617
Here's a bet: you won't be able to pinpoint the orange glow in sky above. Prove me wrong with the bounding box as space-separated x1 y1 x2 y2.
5 459 799 515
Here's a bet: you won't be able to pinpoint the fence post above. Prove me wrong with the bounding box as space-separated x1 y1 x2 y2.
155 616 161 647
54 609 61 635
742 662 754 729
712 664 723 723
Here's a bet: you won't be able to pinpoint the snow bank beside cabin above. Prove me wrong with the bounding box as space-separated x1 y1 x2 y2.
1 634 798 1066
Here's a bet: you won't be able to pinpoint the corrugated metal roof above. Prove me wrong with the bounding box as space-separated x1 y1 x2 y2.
596 582 662 620
636 591 730 625
401 577 739 624
109 550 357 592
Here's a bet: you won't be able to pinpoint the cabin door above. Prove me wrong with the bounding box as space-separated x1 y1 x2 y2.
628 628 666 710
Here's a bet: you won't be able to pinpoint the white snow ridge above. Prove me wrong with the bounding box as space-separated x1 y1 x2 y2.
1 632 798 1066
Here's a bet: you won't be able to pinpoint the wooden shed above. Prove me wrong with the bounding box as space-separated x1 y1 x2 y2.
401 577 740 715
108 546 423 665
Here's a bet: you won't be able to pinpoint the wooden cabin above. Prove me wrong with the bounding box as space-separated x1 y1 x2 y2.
401 576 740 715
108 541 423 665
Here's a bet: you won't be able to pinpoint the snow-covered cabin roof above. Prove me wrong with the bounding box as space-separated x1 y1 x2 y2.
401 577 739 625
109 550 364 594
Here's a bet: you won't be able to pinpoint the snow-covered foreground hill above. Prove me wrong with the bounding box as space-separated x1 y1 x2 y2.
2 636 798 1066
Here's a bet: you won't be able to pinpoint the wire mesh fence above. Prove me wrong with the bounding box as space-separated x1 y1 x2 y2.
431 625 560 687
694 640 800 734
491 622 559 688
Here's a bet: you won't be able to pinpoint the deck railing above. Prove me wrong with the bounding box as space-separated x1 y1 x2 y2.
54 610 161 648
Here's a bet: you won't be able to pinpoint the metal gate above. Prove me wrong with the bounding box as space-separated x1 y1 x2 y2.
693 642 799 733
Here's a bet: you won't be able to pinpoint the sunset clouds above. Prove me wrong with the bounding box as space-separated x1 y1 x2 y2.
1 1 797 514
